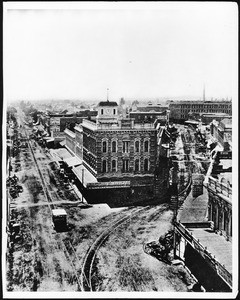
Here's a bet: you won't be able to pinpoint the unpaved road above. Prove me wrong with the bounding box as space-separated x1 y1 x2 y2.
6 113 195 293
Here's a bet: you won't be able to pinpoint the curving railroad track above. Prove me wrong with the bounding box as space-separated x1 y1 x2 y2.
80 205 163 291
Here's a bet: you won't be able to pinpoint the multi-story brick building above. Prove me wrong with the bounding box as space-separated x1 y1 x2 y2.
64 128 76 155
74 125 83 160
60 110 97 131
169 100 232 123
78 100 159 206
48 110 97 141
48 113 72 140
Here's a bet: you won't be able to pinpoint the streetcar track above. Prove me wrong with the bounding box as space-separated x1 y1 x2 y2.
20 119 84 291
80 206 155 291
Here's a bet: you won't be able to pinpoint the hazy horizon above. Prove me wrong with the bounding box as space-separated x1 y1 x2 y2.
4 2 237 103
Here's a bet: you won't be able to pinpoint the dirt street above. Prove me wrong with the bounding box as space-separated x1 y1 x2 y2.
6 119 195 293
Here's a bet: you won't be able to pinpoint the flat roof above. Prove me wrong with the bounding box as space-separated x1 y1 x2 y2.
64 128 76 138
130 111 167 114
52 208 67 216
49 148 74 161
185 120 199 125
201 113 229 116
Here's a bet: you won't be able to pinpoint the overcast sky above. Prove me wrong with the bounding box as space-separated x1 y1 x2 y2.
3 2 238 102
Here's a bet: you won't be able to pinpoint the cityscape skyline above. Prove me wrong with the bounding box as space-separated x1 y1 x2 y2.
4 2 237 102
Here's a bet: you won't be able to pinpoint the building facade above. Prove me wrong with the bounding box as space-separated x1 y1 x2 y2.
82 101 157 180
79 100 159 205
74 125 83 160
48 113 72 139
130 102 169 125
169 100 232 122
206 176 232 239
64 128 76 155
210 118 232 153
200 113 231 125
48 110 97 141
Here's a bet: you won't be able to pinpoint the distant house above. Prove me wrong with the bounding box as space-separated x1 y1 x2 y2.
129 101 169 125
210 118 232 154
200 113 231 125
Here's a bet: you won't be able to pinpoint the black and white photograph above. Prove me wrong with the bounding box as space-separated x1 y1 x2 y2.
2 1 238 298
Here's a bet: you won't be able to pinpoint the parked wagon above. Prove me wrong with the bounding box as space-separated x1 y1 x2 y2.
52 208 68 232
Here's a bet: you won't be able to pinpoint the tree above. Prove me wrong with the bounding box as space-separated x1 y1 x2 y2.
132 100 139 106
119 97 125 106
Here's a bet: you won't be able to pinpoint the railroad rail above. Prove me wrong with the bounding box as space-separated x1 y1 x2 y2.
80 205 168 291
22 125 55 210
20 117 84 290
80 209 136 291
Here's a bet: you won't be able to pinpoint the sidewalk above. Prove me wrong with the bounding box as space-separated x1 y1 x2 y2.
177 187 208 223
177 186 232 275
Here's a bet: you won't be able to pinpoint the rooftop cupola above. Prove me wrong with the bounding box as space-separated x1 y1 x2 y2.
96 89 119 124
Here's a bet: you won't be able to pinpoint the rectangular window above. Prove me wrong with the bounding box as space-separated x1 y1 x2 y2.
123 141 130 153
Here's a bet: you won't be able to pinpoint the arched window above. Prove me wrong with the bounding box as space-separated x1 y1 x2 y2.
113 109 116 115
144 158 148 171
102 141 107 153
112 159 117 172
135 140 140 153
112 140 117 153
144 140 149 153
101 109 104 115
122 159 129 172
102 160 107 173
135 159 140 172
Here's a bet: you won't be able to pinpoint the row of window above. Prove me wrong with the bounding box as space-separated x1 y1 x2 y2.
102 158 150 173
102 140 150 153
177 104 231 109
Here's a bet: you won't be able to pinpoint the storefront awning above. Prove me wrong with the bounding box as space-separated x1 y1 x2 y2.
72 165 97 187
60 140 66 146
64 156 82 167
44 138 54 142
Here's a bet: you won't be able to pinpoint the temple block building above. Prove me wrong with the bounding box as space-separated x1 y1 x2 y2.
78 100 161 206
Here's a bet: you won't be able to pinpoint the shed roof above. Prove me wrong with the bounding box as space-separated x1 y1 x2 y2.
64 156 82 167
52 209 67 216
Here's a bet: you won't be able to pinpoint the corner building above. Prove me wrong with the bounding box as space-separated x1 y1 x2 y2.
81 100 158 206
